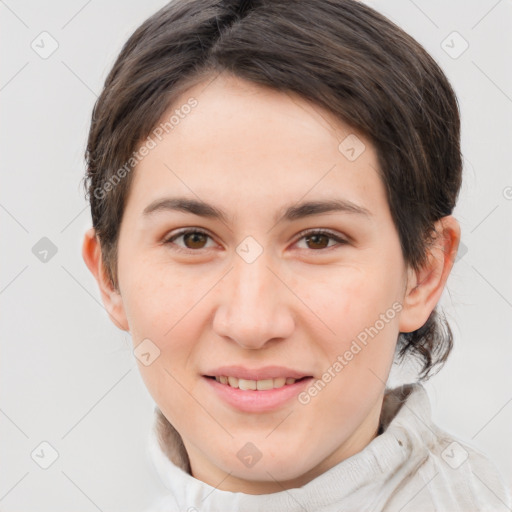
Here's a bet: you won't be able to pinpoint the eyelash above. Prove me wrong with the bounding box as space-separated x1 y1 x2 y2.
163 228 348 254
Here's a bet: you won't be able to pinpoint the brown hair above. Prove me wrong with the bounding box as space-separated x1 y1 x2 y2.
83 0 462 381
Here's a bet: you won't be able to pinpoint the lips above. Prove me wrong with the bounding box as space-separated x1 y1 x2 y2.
203 369 314 412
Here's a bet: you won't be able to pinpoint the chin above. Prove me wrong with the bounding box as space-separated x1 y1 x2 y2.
223 442 314 483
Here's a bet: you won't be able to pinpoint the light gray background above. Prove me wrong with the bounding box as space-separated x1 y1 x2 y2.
1 0 511 510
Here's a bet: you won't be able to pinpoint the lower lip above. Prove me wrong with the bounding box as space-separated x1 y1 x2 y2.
202 376 314 413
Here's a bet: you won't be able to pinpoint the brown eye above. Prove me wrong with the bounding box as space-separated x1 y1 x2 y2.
182 231 208 249
296 229 348 251
304 233 330 250
164 229 214 252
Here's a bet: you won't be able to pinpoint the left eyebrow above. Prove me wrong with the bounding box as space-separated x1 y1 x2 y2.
274 198 372 224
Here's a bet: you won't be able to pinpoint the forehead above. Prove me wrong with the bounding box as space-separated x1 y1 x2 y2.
127 73 387 221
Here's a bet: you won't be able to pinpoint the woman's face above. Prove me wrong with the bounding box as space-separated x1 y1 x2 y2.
114 73 413 493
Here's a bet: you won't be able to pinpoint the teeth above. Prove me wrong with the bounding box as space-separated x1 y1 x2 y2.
257 379 274 391
273 377 286 388
239 378 257 390
213 376 297 390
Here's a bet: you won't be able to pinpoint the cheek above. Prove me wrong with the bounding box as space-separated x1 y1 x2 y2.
301 269 401 426
293 263 403 406
121 260 210 398
293 262 402 341
127 272 203 424
120 255 198 339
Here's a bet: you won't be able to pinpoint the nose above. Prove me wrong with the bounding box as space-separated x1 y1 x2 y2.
212 252 295 350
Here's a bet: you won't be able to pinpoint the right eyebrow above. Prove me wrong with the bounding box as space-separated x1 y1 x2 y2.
142 197 231 224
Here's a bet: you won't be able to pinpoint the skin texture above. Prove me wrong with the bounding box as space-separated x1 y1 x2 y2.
83 73 460 494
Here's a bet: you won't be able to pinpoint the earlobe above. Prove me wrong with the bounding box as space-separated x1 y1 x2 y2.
398 216 461 333
82 228 130 332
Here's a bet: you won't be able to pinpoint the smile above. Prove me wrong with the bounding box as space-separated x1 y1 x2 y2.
203 374 314 412
208 375 305 390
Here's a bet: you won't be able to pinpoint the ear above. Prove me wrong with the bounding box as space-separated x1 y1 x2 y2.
82 227 130 332
399 215 461 333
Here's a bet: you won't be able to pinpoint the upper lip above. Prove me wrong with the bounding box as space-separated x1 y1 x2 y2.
204 365 312 381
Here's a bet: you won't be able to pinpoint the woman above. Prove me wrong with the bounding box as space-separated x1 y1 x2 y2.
81 0 511 510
